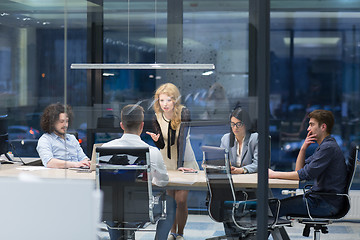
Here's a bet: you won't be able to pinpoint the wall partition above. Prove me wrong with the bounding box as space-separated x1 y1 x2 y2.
0 0 263 238
4 0 360 238
0 2 100 239
269 4 360 190
0 1 255 162
80 2 259 236
0 1 87 159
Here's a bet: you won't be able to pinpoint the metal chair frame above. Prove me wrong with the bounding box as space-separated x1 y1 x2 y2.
95 146 166 238
290 144 359 240
202 146 291 240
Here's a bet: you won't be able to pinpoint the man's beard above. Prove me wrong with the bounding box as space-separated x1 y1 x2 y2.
54 128 66 136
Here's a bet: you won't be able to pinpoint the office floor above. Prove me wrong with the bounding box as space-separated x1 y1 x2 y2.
97 214 360 240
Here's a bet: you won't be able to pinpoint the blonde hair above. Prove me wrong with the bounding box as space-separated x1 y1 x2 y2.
153 83 183 129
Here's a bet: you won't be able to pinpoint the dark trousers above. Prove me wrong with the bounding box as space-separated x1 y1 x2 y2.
273 194 339 217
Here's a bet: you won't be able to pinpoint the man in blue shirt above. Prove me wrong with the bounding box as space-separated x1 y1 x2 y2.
269 109 347 217
36 103 90 168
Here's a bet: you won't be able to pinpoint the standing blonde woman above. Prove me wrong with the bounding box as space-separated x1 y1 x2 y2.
147 83 199 240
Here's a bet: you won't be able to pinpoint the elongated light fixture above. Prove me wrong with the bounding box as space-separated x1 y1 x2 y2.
71 63 215 70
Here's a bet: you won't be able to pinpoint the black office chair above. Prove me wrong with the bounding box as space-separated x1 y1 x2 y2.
201 146 291 240
288 142 359 240
95 146 166 240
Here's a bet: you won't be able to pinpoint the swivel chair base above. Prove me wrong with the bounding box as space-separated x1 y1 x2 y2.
298 219 331 240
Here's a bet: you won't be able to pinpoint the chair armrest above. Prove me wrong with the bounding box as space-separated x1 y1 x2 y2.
302 184 313 193
304 191 347 197
303 190 349 220
228 198 282 232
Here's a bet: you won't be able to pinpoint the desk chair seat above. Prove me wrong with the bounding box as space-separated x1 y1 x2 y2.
201 146 292 240
287 143 359 240
95 146 166 240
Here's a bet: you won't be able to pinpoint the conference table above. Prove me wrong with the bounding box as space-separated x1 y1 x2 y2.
0 163 297 240
0 162 96 180
0 163 298 190
166 169 299 189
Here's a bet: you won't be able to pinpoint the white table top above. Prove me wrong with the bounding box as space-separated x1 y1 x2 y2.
0 164 298 189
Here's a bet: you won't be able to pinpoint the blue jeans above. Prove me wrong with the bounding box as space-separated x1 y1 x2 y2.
107 195 176 240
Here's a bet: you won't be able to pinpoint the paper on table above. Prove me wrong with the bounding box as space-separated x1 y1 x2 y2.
16 166 48 171
170 178 196 185
170 173 202 185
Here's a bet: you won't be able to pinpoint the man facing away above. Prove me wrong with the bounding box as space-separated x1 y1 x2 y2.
102 104 176 240
36 103 90 168
269 109 347 217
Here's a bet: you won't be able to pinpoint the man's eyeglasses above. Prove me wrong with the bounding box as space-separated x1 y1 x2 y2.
230 121 244 128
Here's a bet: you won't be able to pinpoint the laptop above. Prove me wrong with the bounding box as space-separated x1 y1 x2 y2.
69 143 102 172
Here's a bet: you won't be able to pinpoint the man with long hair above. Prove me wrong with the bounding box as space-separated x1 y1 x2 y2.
36 103 90 168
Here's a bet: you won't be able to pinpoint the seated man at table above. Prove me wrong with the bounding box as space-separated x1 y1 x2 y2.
269 109 347 217
102 104 176 240
36 103 91 168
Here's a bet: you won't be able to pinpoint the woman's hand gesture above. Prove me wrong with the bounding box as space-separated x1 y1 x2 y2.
146 131 160 142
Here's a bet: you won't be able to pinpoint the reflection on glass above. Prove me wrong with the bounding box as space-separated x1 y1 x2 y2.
270 11 360 175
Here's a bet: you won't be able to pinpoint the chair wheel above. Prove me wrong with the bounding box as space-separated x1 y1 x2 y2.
321 227 329 234
303 225 311 237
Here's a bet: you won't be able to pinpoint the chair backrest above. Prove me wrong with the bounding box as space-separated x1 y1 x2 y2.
179 121 230 169
201 146 237 222
96 146 159 224
90 143 103 171
346 142 359 193
202 145 287 234
320 142 358 219
334 142 359 218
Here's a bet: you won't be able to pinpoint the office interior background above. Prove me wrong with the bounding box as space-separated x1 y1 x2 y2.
1 0 360 230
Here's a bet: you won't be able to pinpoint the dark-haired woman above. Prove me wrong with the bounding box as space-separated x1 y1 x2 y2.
220 107 258 238
220 107 258 174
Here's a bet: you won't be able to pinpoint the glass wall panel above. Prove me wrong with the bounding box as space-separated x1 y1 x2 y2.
0 1 97 238
0 1 90 167
102 0 250 114
0 0 261 238
0 1 71 160
1 0 360 237
98 0 252 220
270 9 360 188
